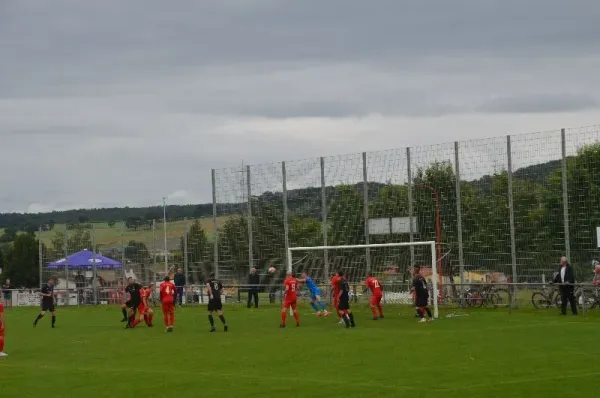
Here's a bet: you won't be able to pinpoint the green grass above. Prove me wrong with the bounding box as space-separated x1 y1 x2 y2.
1 304 599 398
33 217 229 248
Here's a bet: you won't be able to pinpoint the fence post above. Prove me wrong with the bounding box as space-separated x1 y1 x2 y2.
560 128 571 261
120 222 127 285
282 162 291 271
507 135 518 308
246 165 253 270
320 157 329 278
92 223 97 305
362 152 371 274
454 141 465 306
38 226 43 289
406 148 415 267
183 218 189 304
211 169 219 276
64 230 69 293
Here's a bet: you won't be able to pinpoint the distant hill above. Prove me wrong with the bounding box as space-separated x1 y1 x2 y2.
0 159 561 231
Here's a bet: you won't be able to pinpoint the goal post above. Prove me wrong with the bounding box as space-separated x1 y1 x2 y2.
287 241 439 319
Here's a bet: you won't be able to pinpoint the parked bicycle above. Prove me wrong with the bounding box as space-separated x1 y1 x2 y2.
531 286 561 309
464 284 510 308
575 287 600 310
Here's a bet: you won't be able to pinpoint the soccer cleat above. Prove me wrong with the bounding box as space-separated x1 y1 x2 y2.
338 319 344 324
0 352 7 357
167 327 173 332
296 323 300 327
379 315 384 319
224 325 228 332
419 318 427 323
279 324 285 328
372 316 378 320
316 311 321 317
147 324 154 328
210 327 216 332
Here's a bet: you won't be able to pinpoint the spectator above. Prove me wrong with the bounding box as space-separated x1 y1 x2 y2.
174 268 186 307
593 261 600 286
553 256 577 316
1 279 11 308
247 267 259 308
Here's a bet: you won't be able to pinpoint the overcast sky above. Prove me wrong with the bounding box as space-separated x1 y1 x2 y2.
1 0 600 213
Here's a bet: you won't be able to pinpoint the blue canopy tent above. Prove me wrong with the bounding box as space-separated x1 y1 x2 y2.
47 249 122 270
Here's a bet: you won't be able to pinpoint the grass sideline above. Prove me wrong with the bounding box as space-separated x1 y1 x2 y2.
1 304 598 398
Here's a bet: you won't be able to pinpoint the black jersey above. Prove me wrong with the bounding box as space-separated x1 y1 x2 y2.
207 278 223 297
41 284 55 305
338 278 349 301
412 276 429 299
126 282 143 303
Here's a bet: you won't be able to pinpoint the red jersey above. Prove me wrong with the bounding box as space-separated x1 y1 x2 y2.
284 277 299 301
366 276 383 297
142 288 151 305
0 302 4 333
160 281 176 303
331 275 340 295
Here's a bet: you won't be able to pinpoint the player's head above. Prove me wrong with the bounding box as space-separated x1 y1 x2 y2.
208 272 215 279
595 262 600 274
47 278 55 286
250 267 256 273
366 272 373 278
163 275 170 282
301 272 308 279
148 282 154 288
338 271 344 278
413 266 421 276
286 271 293 278
177 268 183 273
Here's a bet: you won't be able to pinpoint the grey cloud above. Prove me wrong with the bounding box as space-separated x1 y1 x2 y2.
477 93 599 114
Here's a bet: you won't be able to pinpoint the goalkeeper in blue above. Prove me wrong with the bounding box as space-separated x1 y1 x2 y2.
299 272 330 317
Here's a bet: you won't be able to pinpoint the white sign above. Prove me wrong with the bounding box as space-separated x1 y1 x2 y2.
597 226 600 248
392 217 418 234
368 217 418 235
368 218 391 235
10 290 78 307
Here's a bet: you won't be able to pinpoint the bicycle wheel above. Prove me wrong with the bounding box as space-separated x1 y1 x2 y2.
471 292 484 308
575 290 596 310
531 292 551 309
554 293 562 308
490 289 510 308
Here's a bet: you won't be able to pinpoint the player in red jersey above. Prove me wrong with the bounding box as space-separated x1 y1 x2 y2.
159 276 176 332
142 283 155 327
280 271 300 328
330 272 344 324
129 283 149 329
0 299 6 357
365 273 384 320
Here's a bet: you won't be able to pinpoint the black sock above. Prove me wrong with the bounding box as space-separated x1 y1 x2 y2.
34 314 43 324
342 314 350 326
52 316 56 326
208 315 215 327
348 312 355 326
425 307 432 318
121 308 127 318
219 315 226 325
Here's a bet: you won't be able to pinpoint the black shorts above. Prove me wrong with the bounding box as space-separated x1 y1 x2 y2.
338 298 350 311
42 303 55 312
208 297 222 312
415 297 429 308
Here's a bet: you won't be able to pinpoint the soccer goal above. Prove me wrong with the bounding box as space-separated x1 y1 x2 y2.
287 241 439 319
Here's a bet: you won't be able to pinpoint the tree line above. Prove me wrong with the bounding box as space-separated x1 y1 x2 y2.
2 144 599 287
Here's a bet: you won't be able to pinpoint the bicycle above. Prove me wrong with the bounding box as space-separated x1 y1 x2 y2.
575 286 600 310
531 286 561 309
463 285 510 308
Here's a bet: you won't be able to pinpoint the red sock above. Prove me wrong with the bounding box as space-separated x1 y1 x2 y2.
293 311 300 325
370 306 378 317
0 337 4 352
132 319 141 328
163 313 169 327
147 313 153 325
377 304 384 317
281 311 287 325
143 314 148 324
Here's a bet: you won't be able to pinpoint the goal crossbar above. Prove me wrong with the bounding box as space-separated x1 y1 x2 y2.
287 241 439 319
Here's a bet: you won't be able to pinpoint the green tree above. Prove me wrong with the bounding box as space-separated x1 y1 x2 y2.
3 233 40 287
327 184 365 246
182 220 211 283
218 215 249 265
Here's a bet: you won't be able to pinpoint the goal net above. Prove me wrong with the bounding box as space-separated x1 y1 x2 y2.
287 241 439 319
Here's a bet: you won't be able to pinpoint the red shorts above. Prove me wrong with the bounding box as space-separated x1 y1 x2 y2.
370 295 383 306
0 329 4 337
161 302 174 313
283 299 297 310
137 304 147 315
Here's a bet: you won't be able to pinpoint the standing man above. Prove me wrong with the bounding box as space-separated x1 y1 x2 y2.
0 297 6 357
247 267 260 308
280 271 300 328
174 268 186 307
411 267 433 323
159 276 176 332
554 256 577 316
337 271 355 328
33 278 57 328
206 273 228 332
1 279 11 309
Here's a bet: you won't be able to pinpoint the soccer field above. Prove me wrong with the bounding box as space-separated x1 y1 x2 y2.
1 305 598 398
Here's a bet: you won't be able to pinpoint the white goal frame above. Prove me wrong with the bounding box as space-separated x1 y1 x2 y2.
287 241 439 319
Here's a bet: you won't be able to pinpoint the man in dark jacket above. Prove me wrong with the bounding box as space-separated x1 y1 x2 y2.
553 256 577 315
174 268 186 307
247 267 260 308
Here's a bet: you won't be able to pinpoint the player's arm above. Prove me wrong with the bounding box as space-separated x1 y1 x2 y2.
206 282 213 299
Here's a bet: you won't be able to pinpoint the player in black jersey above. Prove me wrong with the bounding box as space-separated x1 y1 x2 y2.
33 279 57 328
412 266 433 322
124 277 143 328
337 271 355 328
206 273 228 332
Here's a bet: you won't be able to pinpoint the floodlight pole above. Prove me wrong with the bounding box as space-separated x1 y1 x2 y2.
415 184 443 300
162 197 168 274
